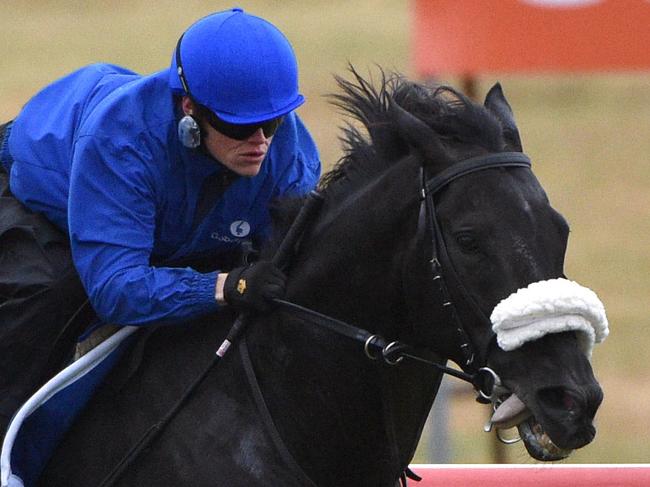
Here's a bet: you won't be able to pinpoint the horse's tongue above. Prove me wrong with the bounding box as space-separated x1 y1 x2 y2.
485 394 532 431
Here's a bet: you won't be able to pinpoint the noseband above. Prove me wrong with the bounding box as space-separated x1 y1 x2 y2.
418 151 532 372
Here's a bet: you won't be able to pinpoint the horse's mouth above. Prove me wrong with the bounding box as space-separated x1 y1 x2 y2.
517 416 572 461
488 393 573 461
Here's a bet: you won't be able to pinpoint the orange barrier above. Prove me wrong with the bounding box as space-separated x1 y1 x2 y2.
413 0 650 76
408 464 650 486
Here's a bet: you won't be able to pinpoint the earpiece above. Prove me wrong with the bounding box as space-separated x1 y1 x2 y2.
178 115 201 148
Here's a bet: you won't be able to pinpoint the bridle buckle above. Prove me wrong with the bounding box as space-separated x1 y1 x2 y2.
364 335 382 360
382 341 405 365
474 367 505 402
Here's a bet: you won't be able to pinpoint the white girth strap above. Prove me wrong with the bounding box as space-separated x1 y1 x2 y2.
490 278 609 358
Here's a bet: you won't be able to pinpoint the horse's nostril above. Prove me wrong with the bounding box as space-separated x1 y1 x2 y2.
537 387 577 412
562 392 577 410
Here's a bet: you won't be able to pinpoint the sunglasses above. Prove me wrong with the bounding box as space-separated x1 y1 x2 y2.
199 105 284 141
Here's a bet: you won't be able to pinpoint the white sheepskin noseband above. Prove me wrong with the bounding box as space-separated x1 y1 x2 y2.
490 278 608 358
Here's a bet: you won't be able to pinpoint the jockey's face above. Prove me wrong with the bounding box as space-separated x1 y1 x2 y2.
201 122 271 177
181 96 273 177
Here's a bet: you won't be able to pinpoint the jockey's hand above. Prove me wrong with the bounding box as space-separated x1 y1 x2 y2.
221 261 286 312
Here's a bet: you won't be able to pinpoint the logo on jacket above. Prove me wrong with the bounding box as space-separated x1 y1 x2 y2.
230 220 251 238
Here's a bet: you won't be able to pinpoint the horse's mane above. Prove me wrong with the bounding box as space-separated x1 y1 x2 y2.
319 67 506 196
265 68 508 257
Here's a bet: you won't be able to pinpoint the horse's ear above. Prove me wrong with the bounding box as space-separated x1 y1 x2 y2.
388 97 448 165
484 83 523 152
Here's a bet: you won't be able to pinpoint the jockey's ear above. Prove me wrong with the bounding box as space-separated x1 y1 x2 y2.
484 83 523 152
181 95 197 116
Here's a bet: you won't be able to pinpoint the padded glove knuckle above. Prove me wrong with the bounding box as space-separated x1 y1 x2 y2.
223 261 287 312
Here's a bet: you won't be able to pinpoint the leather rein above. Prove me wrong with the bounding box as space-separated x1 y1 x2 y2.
98 151 532 486
272 152 533 399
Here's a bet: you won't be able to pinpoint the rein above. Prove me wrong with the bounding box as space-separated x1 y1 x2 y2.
272 298 486 390
97 152 532 486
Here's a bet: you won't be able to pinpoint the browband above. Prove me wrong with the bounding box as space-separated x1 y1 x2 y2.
426 152 531 194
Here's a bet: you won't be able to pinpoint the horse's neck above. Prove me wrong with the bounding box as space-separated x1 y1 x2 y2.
247 319 441 486
246 163 440 485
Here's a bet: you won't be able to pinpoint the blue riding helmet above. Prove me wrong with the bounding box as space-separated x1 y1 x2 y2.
169 8 305 124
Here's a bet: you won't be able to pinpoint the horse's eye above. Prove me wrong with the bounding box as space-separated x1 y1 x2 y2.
455 233 480 253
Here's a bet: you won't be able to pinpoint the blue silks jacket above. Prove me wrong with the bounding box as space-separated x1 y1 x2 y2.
6 64 320 326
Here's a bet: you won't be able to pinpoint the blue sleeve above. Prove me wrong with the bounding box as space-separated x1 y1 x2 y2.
68 133 219 326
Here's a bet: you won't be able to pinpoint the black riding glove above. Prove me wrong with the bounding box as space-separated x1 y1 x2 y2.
223 261 286 312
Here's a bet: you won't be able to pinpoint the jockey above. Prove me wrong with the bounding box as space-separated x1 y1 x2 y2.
0 8 320 435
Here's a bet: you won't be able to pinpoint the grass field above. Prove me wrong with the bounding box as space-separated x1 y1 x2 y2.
1 1 648 464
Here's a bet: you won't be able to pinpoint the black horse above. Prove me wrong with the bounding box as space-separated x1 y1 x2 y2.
39 71 603 486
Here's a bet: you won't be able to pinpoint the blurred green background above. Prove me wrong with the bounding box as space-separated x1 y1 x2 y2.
1 0 648 464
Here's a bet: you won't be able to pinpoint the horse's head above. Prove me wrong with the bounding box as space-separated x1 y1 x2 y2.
318 70 607 461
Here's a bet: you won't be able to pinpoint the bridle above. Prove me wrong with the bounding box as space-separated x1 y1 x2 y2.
418 151 532 375
273 151 535 484
275 151 533 397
